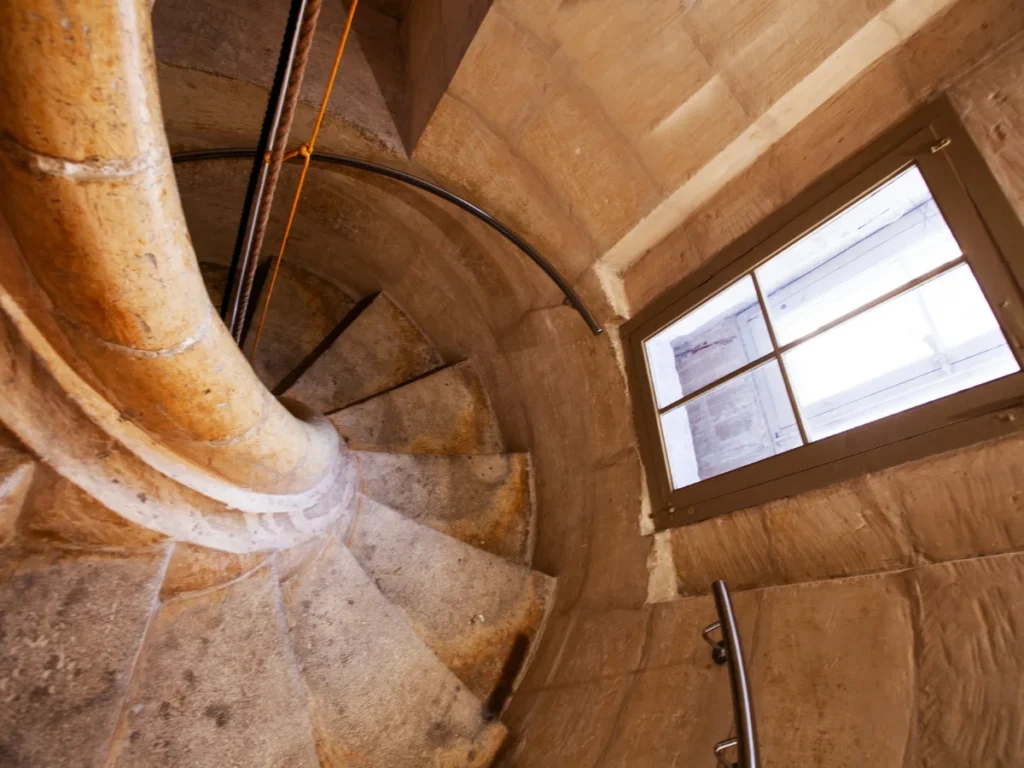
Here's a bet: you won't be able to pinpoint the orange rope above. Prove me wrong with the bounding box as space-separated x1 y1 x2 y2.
249 0 358 361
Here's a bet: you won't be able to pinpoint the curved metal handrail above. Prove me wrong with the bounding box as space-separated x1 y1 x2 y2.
171 147 603 335
704 580 759 768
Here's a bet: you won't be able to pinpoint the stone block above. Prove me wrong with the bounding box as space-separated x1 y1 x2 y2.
670 508 781 595
22 467 167 550
280 538 505 767
514 74 661 251
764 475 913 582
159 542 269 600
449 8 558 134
549 607 652 688
284 293 443 413
355 451 534 562
108 563 319 768
910 553 1024 766
346 497 553 700
414 94 598 282
750 573 914 767
890 434 1024 563
0 549 169 767
329 361 504 454
500 676 633 768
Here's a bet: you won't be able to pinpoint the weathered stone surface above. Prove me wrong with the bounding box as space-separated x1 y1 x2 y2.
159 541 269 600
0 444 33 546
0 0 337 496
273 531 332 584
285 293 443 412
764 475 913 582
499 676 633 768
750 573 914 767
412 93 598 283
448 8 559 136
667 426 1024 597
543 607 652 689
346 497 553 699
21 467 167 550
108 563 319 768
355 450 533 562
281 538 505 767
952 30 1024 237
0 548 169 767
669 507 781 595
329 361 504 454
153 0 405 152
243 262 356 392
911 553 1024 767
513 74 660 252
890 434 1024 563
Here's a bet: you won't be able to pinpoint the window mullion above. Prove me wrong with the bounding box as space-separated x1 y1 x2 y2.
752 271 810 445
776 256 967 355
656 351 777 414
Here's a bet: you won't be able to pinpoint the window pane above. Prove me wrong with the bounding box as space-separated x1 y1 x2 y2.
645 275 773 408
662 360 802 489
784 263 1020 441
757 166 962 345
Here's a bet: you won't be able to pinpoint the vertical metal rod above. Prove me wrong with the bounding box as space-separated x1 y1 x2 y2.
224 0 312 340
712 580 759 768
751 272 811 445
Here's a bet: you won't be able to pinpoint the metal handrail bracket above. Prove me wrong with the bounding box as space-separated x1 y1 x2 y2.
703 580 759 768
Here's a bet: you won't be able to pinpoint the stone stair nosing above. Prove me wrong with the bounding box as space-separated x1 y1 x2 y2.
280 536 507 768
346 494 554 702
283 292 445 413
354 450 536 564
328 361 505 455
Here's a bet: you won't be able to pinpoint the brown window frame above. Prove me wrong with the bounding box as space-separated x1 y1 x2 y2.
623 97 1024 531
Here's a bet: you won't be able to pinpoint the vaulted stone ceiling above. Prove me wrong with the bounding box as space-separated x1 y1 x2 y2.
157 0 1024 331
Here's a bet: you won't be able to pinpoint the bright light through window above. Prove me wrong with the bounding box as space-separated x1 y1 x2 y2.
644 165 1020 490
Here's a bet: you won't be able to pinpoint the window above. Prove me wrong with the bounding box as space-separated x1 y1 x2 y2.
625 99 1024 529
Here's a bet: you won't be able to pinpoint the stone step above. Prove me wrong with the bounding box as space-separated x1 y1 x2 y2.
354 451 534 563
281 537 506 767
283 293 444 413
0 443 34 546
0 548 169 767
346 496 554 702
107 561 320 768
329 361 504 455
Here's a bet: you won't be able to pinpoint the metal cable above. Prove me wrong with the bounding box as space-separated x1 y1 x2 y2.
221 0 306 326
248 0 359 361
232 0 323 344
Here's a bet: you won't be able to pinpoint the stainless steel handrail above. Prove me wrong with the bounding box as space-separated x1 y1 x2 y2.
703 580 759 768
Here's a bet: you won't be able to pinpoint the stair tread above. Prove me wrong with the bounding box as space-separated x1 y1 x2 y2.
0 548 168 768
329 361 504 455
355 451 533 563
347 496 554 702
108 561 319 768
285 293 443 413
281 536 506 768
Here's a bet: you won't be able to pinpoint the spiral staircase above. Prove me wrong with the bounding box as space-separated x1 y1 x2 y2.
0 288 554 767
0 1 555 765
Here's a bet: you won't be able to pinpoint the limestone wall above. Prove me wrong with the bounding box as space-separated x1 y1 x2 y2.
153 1 1024 762
494 20 1024 768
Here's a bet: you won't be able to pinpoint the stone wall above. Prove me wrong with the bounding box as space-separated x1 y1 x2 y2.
503 552 1024 767
154 3 1024 763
